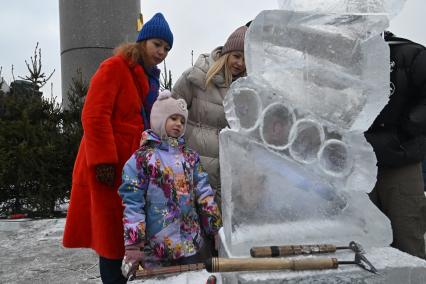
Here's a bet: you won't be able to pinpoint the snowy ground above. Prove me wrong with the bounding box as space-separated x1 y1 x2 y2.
0 218 424 284
0 218 99 283
0 218 218 284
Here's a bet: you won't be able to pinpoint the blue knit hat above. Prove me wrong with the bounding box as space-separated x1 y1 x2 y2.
136 13 173 48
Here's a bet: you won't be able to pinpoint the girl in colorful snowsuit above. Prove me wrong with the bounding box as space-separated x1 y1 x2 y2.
118 91 222 277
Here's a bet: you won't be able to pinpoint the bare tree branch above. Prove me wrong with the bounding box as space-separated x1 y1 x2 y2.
0 66 3 89
160 60 173 91
11 65 16 82
18 42 55 91
191 50 194 67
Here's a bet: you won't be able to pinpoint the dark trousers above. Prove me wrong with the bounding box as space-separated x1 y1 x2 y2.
369 162 426 259
422 161 426 191
99 256 127 284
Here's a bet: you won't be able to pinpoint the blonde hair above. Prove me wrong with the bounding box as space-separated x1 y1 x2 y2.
113 42 146 67
205 53 233 88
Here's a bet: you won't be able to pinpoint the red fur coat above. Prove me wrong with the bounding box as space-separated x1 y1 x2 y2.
63 55 149 259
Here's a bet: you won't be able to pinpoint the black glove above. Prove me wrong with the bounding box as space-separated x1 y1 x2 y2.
95 164 115 187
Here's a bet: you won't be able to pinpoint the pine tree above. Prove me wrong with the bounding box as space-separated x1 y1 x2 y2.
0 45 85 217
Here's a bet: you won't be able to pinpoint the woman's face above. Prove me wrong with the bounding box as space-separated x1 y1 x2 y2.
142 38 170 68
227 51 246 77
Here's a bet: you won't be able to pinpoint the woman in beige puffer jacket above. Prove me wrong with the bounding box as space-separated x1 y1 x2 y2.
172 26 247 209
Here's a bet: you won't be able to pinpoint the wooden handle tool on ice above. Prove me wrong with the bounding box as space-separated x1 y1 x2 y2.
205 257 338 273
249 241 378 274
250 244 340 258
250 241 366 258
131 263 205 280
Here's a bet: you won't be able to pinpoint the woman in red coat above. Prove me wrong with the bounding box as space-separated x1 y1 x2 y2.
63 13 173 283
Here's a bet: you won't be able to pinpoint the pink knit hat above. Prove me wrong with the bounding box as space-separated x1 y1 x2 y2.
150 90 188 139
222 25 248 55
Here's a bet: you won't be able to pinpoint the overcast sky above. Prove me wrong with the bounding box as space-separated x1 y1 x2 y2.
0 0 425 102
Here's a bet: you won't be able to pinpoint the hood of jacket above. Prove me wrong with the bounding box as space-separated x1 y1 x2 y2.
187 47 227 90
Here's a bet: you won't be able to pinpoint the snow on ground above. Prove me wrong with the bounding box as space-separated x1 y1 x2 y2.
0 218 424 284
0 218 219 284
0 218 99 283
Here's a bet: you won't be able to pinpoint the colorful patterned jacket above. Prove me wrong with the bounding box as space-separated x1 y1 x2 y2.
118 130 222 264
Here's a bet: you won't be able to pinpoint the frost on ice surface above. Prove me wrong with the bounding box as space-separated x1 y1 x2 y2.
242 11 391 132
277 0 407 19
220 7 396 257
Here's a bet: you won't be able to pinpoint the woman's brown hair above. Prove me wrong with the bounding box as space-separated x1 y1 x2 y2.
113 42 145 67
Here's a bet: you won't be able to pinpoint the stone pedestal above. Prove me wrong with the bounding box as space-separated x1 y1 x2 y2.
59 0 140 107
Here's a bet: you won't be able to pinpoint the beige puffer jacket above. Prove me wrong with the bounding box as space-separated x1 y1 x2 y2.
172 47 228 205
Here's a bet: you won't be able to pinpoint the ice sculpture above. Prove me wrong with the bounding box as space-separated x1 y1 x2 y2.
218 0 407 258
277 0 406 18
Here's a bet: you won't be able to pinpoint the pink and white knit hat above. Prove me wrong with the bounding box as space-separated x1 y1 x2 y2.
150 90 188 139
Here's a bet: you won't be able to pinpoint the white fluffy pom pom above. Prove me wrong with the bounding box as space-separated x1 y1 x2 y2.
157 90 172 100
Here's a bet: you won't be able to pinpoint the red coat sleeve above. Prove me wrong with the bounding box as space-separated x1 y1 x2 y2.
82 57 123 167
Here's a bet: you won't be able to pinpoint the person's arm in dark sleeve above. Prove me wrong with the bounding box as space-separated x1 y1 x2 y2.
403 48 426 136
365 130 426 167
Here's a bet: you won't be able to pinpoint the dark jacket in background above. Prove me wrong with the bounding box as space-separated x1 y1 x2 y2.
365 32 426 167
366 32 426 260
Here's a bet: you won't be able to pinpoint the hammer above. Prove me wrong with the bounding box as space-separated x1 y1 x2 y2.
246 241 377 274
250 241 364 258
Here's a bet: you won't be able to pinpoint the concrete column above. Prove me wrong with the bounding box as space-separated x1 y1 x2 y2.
59 0 140 107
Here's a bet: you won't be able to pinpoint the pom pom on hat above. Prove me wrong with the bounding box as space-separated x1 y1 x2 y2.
136 13 174 48
157 89 173 100
150 90 188 139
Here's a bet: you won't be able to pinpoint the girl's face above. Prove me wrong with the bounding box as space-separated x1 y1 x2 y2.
227 51 246 77
142 38 170 68
165 114 185 138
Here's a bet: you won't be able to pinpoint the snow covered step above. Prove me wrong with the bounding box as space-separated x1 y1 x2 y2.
218 226 425 284
222 247 425 283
